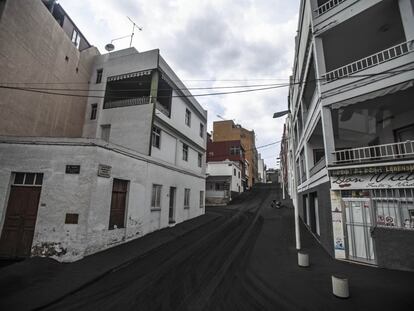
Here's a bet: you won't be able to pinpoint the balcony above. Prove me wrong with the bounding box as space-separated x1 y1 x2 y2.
314 0 347 17
333 140 414 165
322 40 414 83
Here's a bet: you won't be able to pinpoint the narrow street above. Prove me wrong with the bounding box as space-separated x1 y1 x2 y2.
1 183 413 310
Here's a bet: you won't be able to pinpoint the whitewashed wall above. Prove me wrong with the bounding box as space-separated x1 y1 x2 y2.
0 139 205 262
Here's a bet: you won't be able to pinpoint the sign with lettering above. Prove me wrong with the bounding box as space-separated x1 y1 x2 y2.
97 164 112 178
331 172 414 190
65 165 80 174
330 164 414 176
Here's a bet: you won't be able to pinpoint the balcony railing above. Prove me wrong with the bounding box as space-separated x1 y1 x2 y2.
314 0 346 17
333 140 414 165
309 156 326 176
103 96 150 109
322 40 414 83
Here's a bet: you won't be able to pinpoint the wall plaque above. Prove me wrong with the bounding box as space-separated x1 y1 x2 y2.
98 164 112 178
65 213 79 224
65 165 80 174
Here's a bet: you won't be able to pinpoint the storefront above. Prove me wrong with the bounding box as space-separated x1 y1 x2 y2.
329 164 414 268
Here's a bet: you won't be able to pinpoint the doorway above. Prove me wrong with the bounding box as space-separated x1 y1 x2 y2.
0 173 43 258
109 179 128 230
343 198 376 264
169 187 176 224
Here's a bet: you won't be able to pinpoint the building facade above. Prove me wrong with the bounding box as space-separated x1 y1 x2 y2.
257 154 267 183
0 0 99 138
206 161 243 205
0 1 207 261
212 120 258 188
284 0 414 271
207 138 248 190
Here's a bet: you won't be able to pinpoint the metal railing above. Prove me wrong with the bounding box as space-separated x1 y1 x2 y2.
103 96 150 109
333 140 414 165
314 0 346 17
309 156 326 176
322 40 414 83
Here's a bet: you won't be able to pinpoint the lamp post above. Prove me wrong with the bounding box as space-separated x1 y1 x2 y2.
273 109 301 250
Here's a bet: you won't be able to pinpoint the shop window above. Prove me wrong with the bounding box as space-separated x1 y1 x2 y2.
372 189 414 229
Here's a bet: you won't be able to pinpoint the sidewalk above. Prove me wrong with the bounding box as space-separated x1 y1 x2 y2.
246 202 414 310
0 213 219 311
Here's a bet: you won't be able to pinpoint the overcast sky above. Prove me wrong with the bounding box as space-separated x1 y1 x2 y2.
60 0 300 169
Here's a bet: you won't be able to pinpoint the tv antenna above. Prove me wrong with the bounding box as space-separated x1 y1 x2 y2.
105 17 143 52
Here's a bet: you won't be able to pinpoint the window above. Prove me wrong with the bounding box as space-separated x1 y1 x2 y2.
198 153 202 167
233 168 236 176
152 126 161 149
96 69 103 84
182 144 188 161
13 172 43 186
185 109 191 127
238 171 240 178
184 188 190 208
199 123 204 138
101 124 111 142
90 104 97 120
230 146 241 155
151 184 162 209
200 191 204 208
71 29 80 48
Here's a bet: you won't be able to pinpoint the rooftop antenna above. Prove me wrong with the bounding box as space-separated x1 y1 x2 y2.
105 17 143 52
127 16 143 48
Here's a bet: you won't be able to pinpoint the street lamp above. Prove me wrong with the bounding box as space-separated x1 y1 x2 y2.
273 110 290 119
273 109 301 250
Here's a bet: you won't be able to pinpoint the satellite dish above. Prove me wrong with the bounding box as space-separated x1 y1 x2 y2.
105 43 115 52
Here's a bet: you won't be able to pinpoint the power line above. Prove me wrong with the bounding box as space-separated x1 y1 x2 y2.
0 68 410 100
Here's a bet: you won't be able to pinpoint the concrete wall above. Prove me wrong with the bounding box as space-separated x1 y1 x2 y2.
0 139 205 261
298 181 334 257
373 227 414 271
0 0 99 137
99 103 154 155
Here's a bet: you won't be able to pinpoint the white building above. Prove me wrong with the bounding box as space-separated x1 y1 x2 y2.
284 0 414 271
206 161 243 205
257 154 267 183
0 48 207 261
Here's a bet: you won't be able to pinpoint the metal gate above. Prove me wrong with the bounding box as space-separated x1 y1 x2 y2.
343 198 376 264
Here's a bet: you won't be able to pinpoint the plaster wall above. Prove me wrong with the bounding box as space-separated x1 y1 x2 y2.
98 103 154 155
0 0 99 137
0 140 205 261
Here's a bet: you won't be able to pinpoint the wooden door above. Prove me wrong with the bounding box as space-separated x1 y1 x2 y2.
109 179 128 229
0 186 41 257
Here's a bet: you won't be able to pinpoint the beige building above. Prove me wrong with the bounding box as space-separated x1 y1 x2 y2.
0 0 99 138
212 120 258 187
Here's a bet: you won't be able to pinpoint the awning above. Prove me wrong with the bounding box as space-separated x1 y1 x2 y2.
331 80 414 110
107 70 152 82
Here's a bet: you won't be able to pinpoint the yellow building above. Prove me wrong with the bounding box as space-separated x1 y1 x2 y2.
212 120 258 188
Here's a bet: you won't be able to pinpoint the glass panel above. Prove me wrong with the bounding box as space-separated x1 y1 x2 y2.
14 172 25 184
24 173 35 185
35 173 43 185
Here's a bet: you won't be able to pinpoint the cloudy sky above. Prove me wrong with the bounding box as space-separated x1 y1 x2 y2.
60 0 300 168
